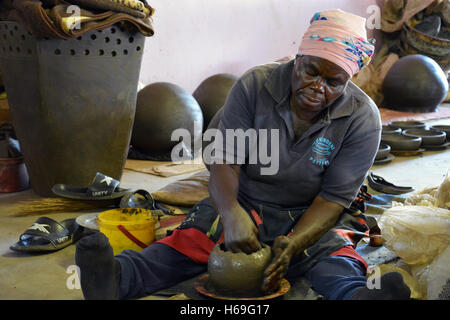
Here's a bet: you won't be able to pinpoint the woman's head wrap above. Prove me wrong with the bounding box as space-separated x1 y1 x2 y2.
297 9 375 77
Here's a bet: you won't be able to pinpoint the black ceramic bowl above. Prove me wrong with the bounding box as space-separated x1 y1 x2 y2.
376 142 391 160
402 128 447 146
389 121 426 131
430 125 450 141
381 133 422 151
382 125 402 135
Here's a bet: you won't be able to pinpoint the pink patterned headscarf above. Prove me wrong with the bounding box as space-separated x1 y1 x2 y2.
297 9 375 77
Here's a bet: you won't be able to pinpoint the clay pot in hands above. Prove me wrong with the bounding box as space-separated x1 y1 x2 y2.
207 243 272 297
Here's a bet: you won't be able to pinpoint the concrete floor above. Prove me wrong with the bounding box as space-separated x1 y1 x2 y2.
0 117 449 300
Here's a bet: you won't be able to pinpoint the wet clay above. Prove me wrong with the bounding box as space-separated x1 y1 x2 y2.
207 243 273 298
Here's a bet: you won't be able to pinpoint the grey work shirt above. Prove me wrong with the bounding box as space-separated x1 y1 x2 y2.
215 60 382 209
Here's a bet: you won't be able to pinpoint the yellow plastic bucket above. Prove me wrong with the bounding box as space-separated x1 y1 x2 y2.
98 208 156 255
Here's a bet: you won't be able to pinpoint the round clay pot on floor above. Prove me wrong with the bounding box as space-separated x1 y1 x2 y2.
402 128 447 146
382 54 448 113
430 125 450 141
389 121 426 131
381 133 422 151
131 82 204 160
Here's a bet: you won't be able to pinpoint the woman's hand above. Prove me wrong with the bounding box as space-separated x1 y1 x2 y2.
262 235 297 293
262 196 343 293
222 204 262 254
209 164 261 254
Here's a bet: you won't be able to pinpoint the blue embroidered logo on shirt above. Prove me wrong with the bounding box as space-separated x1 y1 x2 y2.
310 137 335 166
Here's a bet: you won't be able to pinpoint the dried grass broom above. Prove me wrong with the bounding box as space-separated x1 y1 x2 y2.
9 197 118 216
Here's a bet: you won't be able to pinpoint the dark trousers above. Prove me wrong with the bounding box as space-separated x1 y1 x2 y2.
116 242 367 300
116 196 369 300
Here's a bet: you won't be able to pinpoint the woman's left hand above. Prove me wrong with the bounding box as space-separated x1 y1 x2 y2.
262 235 298 293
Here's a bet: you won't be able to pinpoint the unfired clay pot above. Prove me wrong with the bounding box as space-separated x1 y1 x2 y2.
207 243 272 297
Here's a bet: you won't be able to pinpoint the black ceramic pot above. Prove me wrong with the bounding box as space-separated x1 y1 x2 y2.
208 243 272 297
381 133 422 151
131 82 204 159
382 55 448 113
389 121 426 131
382 125 402 135
193 74 238 131
430 125 450 141
402 128 447 146
376 143 391 160
402 18 450 73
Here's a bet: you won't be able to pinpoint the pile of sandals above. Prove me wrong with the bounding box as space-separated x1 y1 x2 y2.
10 172 162 253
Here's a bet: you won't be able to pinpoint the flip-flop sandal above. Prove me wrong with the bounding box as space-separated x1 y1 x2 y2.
52 172 129 200
367 172 414 195
10 217 83 252
119 189 156 209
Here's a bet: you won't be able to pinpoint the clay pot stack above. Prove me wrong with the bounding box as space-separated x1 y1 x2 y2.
376 121 450 165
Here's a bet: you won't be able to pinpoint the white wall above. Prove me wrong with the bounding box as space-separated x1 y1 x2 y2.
139 0 382 93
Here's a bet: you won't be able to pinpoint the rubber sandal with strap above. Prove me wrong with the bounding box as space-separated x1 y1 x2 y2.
367 172 414 195
52 172 129 200
10 217 83 252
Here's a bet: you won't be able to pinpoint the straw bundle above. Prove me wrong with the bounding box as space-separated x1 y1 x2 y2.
9 197 117 216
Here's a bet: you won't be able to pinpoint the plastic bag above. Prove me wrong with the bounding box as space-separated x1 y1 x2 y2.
379 205 450 299
379 206 450 266
367 264 426 299
435 169 450 210
412 247 450 300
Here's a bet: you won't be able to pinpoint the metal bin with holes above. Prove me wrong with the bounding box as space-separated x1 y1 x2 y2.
0 22 145 196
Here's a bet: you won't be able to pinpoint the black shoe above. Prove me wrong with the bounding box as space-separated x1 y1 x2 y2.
349 272 411 300
75 232 121 300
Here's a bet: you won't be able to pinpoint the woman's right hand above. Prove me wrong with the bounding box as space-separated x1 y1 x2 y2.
221 204 262 254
